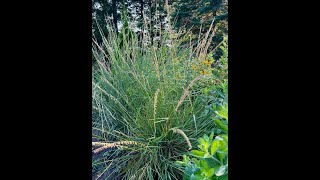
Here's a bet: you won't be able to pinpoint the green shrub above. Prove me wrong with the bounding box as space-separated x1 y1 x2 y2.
176 103 228 180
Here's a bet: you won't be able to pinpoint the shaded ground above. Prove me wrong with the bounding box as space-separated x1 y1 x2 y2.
92 137 112 180
92 128 121 180
92 128 110 180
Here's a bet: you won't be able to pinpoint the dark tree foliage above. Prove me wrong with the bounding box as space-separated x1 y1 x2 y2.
172 0 228 51
92 0 228 54
92 0 122 45
172 0 228 33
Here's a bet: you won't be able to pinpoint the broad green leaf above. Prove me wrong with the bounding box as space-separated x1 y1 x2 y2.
191 150 206 157
209 132 214 142
215 104 228 120
215 111 228 120
193 158 200 167
183 154 190 164
203 134 210 142
210 140 220 155
198 138 209 152
217 152 225 162
214 119 228 133
202 142 209 152
206 168 215 178
203 152 211 158
206 158 219 167
198 138 206 145
220 134 228 143
197 144 203 150
200 159 210 171
219 139 227 149
218 138 228 154
218 147 228 154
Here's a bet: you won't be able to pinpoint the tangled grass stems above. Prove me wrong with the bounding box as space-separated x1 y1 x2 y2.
92 14 220 179
175 75 202 112
169 128 192 150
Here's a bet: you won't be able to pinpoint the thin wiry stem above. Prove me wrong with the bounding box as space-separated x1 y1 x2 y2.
175 76 202 112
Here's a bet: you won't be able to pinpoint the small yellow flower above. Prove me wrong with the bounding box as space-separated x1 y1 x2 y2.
200 69 210 75
191 64 198 71
202 59 212 67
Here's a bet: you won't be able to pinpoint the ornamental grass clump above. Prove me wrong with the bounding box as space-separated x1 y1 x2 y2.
92 15 221 179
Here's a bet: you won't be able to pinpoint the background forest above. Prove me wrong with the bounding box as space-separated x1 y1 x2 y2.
92 0 227 53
